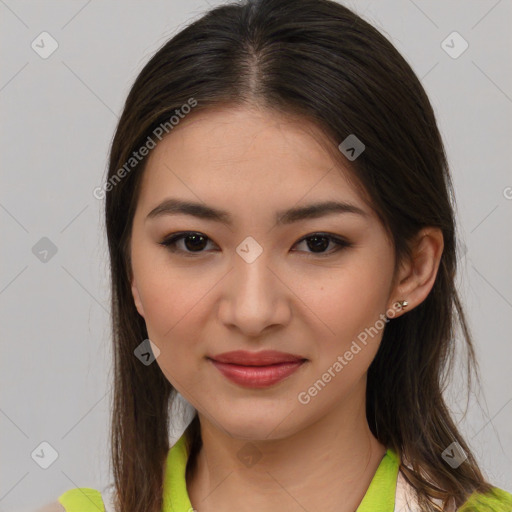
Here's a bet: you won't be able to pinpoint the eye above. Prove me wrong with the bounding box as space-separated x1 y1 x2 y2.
159 231 351 257
159 231 217 256
292 232 352 257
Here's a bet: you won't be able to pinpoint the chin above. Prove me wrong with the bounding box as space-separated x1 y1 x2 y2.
205 404 306 442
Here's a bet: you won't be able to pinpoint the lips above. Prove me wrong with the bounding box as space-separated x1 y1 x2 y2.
208 350 307 388
210 350 305 366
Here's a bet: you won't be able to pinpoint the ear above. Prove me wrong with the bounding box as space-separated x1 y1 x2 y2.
131 278 146 318
387 227 444 317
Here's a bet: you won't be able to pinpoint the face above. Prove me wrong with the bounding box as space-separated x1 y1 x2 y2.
129 105 401 441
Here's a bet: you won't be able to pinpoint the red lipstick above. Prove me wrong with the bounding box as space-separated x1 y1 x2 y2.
208 350 306 388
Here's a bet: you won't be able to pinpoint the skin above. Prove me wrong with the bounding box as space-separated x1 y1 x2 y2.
129 104 444 512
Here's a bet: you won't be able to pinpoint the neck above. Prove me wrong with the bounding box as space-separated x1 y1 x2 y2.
186 381 387 512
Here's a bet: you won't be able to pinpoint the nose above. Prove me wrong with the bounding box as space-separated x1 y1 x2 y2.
217 245 291 338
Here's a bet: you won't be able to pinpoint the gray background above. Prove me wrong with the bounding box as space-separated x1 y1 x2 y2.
1 0 511 510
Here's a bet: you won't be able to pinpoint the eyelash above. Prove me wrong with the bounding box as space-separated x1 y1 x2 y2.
158 231 352 258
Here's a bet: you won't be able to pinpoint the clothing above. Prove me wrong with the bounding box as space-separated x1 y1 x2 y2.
58 430 512 511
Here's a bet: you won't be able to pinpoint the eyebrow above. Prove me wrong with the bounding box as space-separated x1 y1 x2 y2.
145 198 367 226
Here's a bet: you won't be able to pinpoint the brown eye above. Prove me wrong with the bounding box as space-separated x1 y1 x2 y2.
293 233 351 256
159 232 215 255
159 231 351 258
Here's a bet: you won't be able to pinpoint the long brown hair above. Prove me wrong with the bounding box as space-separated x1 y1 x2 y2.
104 0 494 510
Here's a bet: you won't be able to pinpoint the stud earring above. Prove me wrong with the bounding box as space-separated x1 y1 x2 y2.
396 300 408 309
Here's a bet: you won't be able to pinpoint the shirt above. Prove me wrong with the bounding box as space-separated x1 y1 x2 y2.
58 430 512 511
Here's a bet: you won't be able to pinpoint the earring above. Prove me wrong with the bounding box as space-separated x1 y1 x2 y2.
396 300 408 309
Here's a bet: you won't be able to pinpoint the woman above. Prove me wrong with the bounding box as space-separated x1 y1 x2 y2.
45 0 512 510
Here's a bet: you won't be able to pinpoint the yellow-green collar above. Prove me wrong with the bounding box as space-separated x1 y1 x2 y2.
57 431 512 511
162 431 400 512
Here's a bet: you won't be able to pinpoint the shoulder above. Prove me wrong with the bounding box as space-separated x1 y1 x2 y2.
35 502 65 512
395 473 512 512
458 486 512 511
52 487 106 512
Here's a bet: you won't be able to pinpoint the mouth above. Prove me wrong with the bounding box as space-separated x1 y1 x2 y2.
207 350 307 388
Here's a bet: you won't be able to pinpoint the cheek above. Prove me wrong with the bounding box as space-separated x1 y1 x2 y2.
293 260 393 411
134 266 207 392
305 261 392 338
130 247 214 381
132 248 211 339
296 254 394 381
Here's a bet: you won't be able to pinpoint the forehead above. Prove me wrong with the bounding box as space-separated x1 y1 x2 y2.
137 105 365 215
